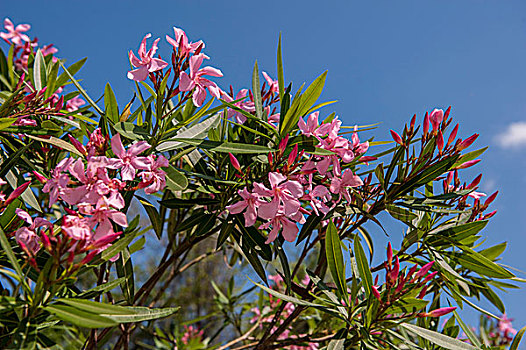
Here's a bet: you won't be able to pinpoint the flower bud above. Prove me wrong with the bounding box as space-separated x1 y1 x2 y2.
447 124 459 146
415 261 434 279
484 191 498 207
288 144 298 166
437 130 444 152
454 159 481 170
229 153 242 173
372 286 381 301
423 112 430 135
387 242 393 267
5 181 31 206
390 130 403 146
423 306 456 318
430 109 443 132
457 134 479 151
32 171 47 184
68 134 87 156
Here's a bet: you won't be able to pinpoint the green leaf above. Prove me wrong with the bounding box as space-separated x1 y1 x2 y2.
45 304 117 329
449 246 514 279
0 227 25 283
113 122 149 141
6 170 41 212
160 197 219 209
277 34 285 104
453 310 482 348
77 277 126 298
104 83 119 123
384 298 429 315
453 147 487 168
162 138 275 154
116 248 134 303
326 221 348 301
99 231 139 262
252 60 263 119
296 213 322 245
354 238 373 298
55 58 86 89
386 204 417 224
327 329 347 350
55 299 132 315
280 71 327 135
33 49 46 91
157 112 220 151
26 135 83 157
104 306 180 323
401 323 477 350
136 196 163 239
164 166 188 192
0 118 17 130
510 325 526 350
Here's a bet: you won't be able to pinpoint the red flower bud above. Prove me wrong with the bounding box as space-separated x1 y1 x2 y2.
423 271 438 283
468 174 482 189
457 134 479 151
417 285 428 299
68 134 87 156
423 306 456 318
229 153 242 173
390 130 403 146
430 109 444 132
454 159 481 170
415 261 434 279
447 124 459 146
484 191 498 207
437 130 444 152
5 181 31 206
372 286 381 301
410 114 416 131
279 135 289 154
423 112 430 135
32 171 48 184
387 242 393 267
288 144 298 166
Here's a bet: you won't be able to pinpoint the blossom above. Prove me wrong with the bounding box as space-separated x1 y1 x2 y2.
302 184 331 216
498 314 517 336
430 108 444 131
166 27 204 57
179 53 223 107
262 71 278 94
259 210 301 244
127 34 168 81
329 169 363 202
226 188 264 227
0 18 30 45
14 209 52 254
43 157 75 206
66 96 85 112
254 172 303 218
62 215 91 241
82 194 127 241
221 89 255 124
109 134 152 181
139 155 168 194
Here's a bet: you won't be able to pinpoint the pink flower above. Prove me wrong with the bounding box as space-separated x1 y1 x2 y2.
127 34 168 81
179 53 223 107
66 96 85 112
166 27 204 57
42 157 75 206
254 172 304 218
109 134 152 181
221 89 255 124
82 194 127 241
14 209 52 254
262 72 278 94
139 155 168 194
430 109 444 132
498 314 517 336
62 215 91 241
298 112 321 137
302 184 331 216
0 18 30 45
329 169 363 202
226 188 264 227
259 210 302 244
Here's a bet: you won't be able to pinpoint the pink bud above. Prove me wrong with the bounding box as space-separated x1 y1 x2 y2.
41 232 51 251
287 144 298 166
407 264 418 279
484 191 498 206
410 114 416 131
415 261 434 279
390 257 400 282
417 285 428 299
372 286 381 301
268 152 273 166
229 153 242 173
5 181 31 206
359 156 377 163
387 242 393 267
425 306 456 318
32 171 48 184
468 174 482 189
55 95 64 112
437 130 444 152
457 134 479 151
68 134 87 156
430 109 444 132
483 210 497 219
444 106 451 120
67 251 75 265
93 232 120 248
16 73 26 90
279 135 289 154
423 112 430 135
390 130 403 145
446 171 454 186
447 124 459 146
454 159 481 170
423 271 438 283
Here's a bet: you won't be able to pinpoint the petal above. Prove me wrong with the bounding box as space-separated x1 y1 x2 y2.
129 51 142 67
281 218 299 242
226 201 247 214
148 58 168 72
258 199 279 220
111 134 126 158
15 209 33 225
283 180 304 198
110 211 128 227
178 72 195 91
121 164 135 181
128 141 151 156
127 66 149 81
192 86 207 107
199 66 223 77
268 172 286 188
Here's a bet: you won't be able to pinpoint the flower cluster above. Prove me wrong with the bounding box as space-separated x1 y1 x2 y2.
127 28 222 107
14 130 168 271
250 275 318 350
227 112 369 244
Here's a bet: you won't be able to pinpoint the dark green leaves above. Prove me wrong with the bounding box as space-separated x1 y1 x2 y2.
104 83 119 124
325 221 348 301
252 60 263 119
353 238 373 298
113 122 149 141
164 166 188 192
159 138 274 154
401 323 477 350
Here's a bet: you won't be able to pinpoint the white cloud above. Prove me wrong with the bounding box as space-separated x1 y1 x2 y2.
495 121 526 149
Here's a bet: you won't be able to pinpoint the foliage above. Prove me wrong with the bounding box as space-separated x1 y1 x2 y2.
0 18 523 349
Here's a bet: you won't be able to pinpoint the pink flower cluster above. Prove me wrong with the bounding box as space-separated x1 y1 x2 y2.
181 325 204 346
127 27 222 107
14 130 168 266
250 275 318 350
227 112 369 244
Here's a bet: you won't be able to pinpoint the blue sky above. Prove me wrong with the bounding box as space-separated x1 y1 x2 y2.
3 0 526 328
